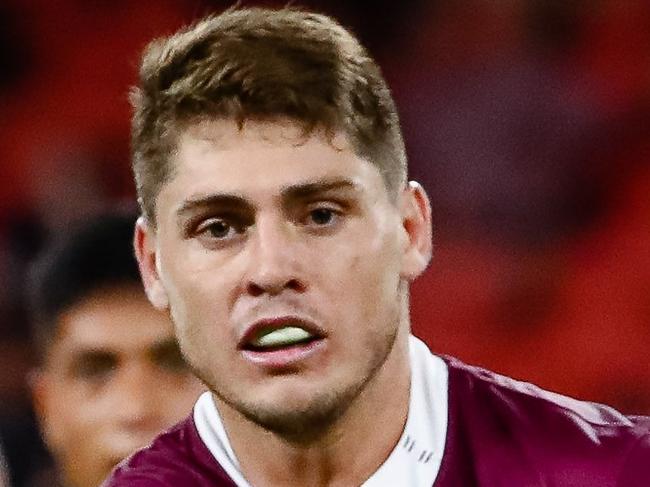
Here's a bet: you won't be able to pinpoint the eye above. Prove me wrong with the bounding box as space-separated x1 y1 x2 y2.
302 204 345 230
197 218 242 240
151 342 189 374
70 352 117 382
309 208 336 225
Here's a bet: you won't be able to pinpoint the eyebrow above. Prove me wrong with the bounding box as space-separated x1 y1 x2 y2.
147 337 182 355
176 179 360 218
70 348 116 362
281 179 359 200
176 194 252 219
67 336 178 356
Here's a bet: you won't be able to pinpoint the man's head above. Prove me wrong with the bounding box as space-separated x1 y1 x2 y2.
131 7 407 225
29 212 203 487
133 7 431 441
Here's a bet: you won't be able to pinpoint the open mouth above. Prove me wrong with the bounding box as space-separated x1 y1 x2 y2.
238 318 327 366
243 325 322 351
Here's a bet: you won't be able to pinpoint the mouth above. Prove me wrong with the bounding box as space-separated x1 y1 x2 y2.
239 317 325 350
238 317 327 368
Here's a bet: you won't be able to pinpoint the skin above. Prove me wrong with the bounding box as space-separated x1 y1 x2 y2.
32 285 204 487
135 119 432 486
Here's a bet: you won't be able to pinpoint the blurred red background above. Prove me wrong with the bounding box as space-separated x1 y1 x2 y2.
0 1 648 485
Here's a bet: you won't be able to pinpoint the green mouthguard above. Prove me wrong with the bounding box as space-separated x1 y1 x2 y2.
253 327 313 348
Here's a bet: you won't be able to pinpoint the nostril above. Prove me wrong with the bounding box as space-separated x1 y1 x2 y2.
287 279 305 292
246 278 306 296
247 282 265 296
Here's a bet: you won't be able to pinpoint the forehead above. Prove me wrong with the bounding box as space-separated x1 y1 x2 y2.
164 119 386 202
53 286 174 354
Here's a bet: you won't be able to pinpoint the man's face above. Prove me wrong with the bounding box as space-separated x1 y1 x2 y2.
137 119 430 435
33 286 203 487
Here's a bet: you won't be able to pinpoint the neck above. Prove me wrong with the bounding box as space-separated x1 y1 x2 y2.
216 324 412 487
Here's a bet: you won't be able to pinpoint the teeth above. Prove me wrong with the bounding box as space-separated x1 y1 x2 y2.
251 326 313 348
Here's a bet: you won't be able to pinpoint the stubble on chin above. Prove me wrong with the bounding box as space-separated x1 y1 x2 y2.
197 325 400 444
220 386 358 444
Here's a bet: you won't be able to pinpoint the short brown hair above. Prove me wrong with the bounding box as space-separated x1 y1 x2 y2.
131 7 407 223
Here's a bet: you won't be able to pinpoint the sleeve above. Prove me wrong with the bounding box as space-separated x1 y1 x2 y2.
616 432 650 486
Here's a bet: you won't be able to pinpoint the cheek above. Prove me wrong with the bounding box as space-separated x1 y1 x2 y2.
169 272 236 375
325 234 402 318
47 383 106 452
161 241 239 320
163 268 227 339
157 377 204 419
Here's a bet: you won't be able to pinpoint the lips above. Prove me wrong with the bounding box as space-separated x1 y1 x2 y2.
238 316 325 351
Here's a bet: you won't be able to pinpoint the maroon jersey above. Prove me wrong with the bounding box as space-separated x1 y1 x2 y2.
103 355 650 486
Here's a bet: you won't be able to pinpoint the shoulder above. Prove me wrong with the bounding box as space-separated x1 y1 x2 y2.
101 416 237 487
441 356 650 483
444 355 643 430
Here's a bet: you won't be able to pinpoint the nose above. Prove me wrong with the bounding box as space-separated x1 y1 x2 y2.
245 217 307 297
99 361 167 461
109 362 161 432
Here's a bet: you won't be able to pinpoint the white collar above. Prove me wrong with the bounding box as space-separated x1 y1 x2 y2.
194 335 448 486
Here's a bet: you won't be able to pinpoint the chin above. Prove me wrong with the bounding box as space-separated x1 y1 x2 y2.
240 398 346 440
225 378 366 441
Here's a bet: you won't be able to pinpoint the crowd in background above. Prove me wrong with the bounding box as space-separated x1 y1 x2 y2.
0 1 649 485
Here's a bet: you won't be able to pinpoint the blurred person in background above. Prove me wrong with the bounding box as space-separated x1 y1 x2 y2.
27 211 203 487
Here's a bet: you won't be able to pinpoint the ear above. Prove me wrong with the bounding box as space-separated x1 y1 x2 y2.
30 369 63 452
399 181 433 281
134 216 169 310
